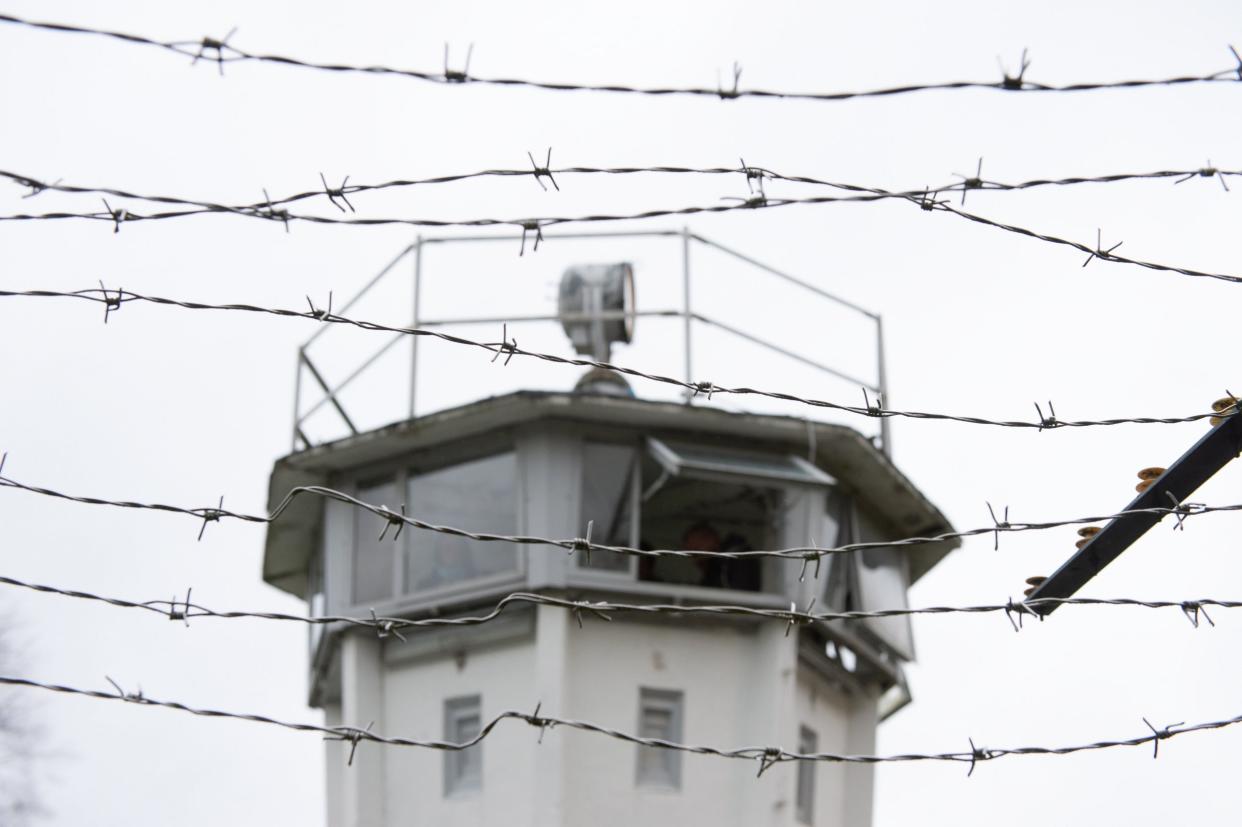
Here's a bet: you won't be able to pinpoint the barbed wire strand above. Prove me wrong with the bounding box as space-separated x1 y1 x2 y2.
2 13 1240 104
0 467 1235 565
0 572 1234 635
5 177 1239 286
4 163 1238 216
0 286 1232 430
1 672 1236 770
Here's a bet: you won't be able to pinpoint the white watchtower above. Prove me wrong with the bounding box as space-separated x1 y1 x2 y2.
260 232 957 827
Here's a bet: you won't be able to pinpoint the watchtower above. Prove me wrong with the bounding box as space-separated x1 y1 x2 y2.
261 231 957 827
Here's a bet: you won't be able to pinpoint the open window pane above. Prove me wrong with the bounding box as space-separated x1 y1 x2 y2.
636 688 683 789
443 695 482 796
353 478 397 606
648 437 835 487
405 453 519 593
578 442 637 571
639 450 769 591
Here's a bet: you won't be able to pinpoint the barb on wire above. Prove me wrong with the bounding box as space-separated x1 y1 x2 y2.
933 200 1242 285
999 49 1032 90
376 503 406 542
1081 228 1124 268
1034 401 1059 431
16 175 59 198
4 467 1242 568
168 587 192 626
1 286 1236 430
319 173 354 213
3 13 1241 103
986 502 1010 550
571 520 594 566
191 26 236 76
518 222 543 256
954 157 986 204
98 280 122 324
1163 490 1207 532
258 188 290 232
527 149 559 192
4 672 1242 769
196 496 224 541
100 198 127 233
305 291 333 321
717 62 743 100
443 42 472 83
487 324 518 364
739 157 767 194
1175 160 1230 192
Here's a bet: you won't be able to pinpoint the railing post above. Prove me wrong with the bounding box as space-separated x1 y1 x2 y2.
409 236 423 419
682 227 693 401
876 315 891 458
291 348 304 451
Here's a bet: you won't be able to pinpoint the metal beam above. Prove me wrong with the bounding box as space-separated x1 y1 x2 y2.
689 234 880 321
416 309 682 328
418 229 685 245
1028 412 1242 614
300 332 405 422
691 313 878 392
299 353 360 436
302 244 414 348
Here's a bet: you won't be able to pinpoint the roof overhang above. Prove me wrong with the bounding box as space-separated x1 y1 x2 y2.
262 391 958 597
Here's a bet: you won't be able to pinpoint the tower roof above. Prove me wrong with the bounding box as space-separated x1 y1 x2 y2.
263 391 957 597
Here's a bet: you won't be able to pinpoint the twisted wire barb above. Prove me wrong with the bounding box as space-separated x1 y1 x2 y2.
1 572 1238 631
2 469 1239 561
2 13 1239 103
0 286 1230 430
1 673 1237 769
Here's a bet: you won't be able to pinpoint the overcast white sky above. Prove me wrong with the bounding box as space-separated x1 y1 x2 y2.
2 1 1242 824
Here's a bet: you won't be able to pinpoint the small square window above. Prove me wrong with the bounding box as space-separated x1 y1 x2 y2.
796 725 818 824
636 688 683 789
443 695 482 796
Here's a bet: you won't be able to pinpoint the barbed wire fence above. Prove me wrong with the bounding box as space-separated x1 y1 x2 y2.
0 573 1232 636
2 12 1240 102
0 287 1235 431
4 166 1241 285
0 462 1233 564
3 9 1242 795
1 672 1235 774
4 161 1236 217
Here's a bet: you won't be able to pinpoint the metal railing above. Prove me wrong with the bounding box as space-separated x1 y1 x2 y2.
292 228 890 454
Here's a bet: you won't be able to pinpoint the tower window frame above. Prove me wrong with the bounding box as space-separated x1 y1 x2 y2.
443 694 483 797
795 724 818 824
635 687 685 790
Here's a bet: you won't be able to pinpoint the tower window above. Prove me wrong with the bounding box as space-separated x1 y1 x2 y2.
353 478 397 606
795 725 818 824
443 695 483 796
405 452 519 594
636 688 684 789
578 441 638 572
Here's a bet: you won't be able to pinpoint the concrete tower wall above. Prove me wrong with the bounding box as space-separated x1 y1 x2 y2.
272 394 959 827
